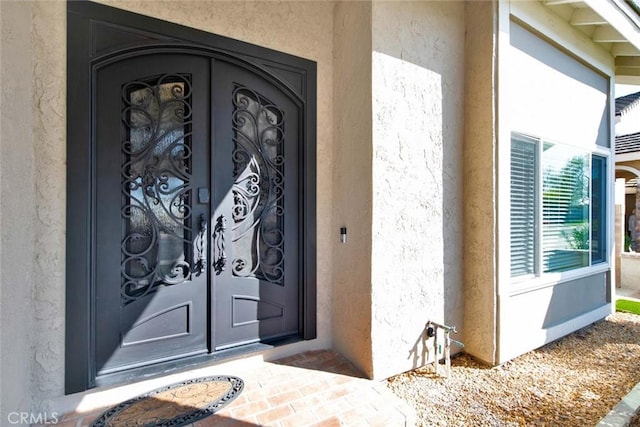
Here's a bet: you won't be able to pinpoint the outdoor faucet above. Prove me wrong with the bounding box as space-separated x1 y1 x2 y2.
426 321 464 378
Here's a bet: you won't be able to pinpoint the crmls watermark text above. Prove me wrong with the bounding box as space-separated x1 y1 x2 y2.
7 412 60 425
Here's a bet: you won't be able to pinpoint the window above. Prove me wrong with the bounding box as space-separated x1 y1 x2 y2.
510 133 607 278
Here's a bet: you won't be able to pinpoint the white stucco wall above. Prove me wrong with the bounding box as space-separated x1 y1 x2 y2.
462 0 616 365
497 1 615 363
616 103 640 136
620 252 640 289
506 21 609 147
370 1 465 380
0 0 336 417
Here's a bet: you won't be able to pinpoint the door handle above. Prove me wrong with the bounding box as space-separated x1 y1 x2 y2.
213 214 227 275
194 213 207 275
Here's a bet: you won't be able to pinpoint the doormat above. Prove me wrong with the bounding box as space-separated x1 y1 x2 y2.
90 376 244 427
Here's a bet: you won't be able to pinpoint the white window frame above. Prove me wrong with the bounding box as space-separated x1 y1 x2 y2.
510 132 611 291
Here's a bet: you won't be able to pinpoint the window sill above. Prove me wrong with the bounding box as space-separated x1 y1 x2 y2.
506 263 610 297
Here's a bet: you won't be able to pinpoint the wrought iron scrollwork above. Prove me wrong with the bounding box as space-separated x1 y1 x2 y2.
120 74 195 304
194 213 207 275
213 215 227 275
230 85 285 285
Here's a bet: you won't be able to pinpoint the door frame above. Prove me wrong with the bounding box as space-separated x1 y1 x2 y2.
66 1 316 394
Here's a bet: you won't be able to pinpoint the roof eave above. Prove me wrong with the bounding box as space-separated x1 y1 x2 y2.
542 0 640 81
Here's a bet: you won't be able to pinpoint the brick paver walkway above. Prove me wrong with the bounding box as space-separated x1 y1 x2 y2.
49 350 416 427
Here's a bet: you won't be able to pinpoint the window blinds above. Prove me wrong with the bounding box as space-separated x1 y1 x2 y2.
510 137 537 277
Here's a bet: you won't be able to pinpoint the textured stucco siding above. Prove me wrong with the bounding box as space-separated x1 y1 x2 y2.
332 1 374 378
1 2 38 421
32 0 67 408
370 1 465 380
463 0 498 365
0 0 335 416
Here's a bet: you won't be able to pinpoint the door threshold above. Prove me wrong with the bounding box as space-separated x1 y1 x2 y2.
93 336 301 390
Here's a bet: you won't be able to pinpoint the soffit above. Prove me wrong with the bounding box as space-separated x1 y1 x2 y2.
541 0 640 83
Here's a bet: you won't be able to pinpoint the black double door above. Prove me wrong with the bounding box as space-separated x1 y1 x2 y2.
94 53 299 376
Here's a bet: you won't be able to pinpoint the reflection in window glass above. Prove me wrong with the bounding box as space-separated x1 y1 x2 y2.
542 143 590 273
591 155 606 264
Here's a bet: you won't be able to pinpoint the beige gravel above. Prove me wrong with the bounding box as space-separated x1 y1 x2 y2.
386 312 640 427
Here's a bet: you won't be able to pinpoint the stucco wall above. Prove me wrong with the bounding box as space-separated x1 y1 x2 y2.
507 21 609 147
616 103 640 136
32 0 67 410
332 1 374 378
1 2 38 420
615 178 625 286
500 273 610 361
621 252 640 289
370 1 465 380
497 5 614 363
0 0 336 416
617 160 640 176
463 0 498 364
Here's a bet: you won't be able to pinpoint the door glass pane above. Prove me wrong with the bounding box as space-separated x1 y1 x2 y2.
121 74 194 303
230 85 284 285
